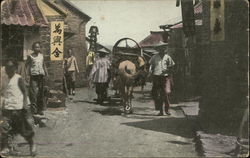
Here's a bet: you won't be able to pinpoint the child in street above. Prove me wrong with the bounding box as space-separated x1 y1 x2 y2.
1 60 36 156
64 48 79 95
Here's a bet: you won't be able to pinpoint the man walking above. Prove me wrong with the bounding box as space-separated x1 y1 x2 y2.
1 60 36 156
149 45 175 116
89 48 111 104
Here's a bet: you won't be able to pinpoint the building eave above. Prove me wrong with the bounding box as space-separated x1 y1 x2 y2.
62 0 91 21
42 0 68 17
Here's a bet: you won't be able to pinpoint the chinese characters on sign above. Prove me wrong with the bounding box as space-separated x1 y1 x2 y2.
51 21 64 60
210 0 225 41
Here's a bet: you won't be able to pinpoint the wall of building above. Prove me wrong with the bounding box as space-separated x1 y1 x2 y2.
55 1 89 87
39 16 65 90
38 0 90 87
168 26 203 102
64 15 88 87
198 0 248 135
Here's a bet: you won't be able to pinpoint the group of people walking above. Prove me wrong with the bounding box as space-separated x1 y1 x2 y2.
64 44 175 117
63 47 111 105
0 40 175 156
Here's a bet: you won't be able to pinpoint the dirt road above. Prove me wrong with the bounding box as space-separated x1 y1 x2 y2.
14 84 197 157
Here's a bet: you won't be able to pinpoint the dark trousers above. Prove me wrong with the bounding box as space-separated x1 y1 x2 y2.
65 71 75 93
86 65 93 78
151 75 171 113
29 75 44 113
95 82 108 102
1 109 34 149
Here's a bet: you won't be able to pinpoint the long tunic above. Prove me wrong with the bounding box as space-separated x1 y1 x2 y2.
90 57 111 83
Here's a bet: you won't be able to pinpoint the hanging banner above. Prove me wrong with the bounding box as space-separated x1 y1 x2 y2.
210 0 225 41
50 21 64 60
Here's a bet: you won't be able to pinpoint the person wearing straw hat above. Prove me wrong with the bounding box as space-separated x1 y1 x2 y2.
89 48 111 104
149 42 175 116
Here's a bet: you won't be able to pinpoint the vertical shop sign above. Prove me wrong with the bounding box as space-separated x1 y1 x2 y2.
210 0 225 41
51 21 64 60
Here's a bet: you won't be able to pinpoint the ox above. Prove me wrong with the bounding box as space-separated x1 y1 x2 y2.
114 56 147 114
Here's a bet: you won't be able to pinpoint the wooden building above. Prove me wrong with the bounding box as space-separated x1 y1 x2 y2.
165 0 248 135
196 0 248 135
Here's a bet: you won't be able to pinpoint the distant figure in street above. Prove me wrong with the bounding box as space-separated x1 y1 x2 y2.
89 48 111 104
86 50 95 78
25 41 48 115
149 45 175 116
64 48 79 95
1 60 36 156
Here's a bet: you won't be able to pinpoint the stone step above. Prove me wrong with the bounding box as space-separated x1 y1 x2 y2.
46 90 66 108
195 131 248 157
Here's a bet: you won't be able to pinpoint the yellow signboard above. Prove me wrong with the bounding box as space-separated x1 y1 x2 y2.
50 21 64 60
210 0 225 41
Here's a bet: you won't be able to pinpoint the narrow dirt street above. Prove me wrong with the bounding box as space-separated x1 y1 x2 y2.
15 83 197 157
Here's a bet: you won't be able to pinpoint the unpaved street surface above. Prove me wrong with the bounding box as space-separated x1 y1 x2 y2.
14 84 197 157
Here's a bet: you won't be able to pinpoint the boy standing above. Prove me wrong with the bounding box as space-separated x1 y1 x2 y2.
1 60 36 156
25 42 48 115
64 49 79 95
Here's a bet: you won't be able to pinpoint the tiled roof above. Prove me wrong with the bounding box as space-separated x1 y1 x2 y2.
1 0 47 26
139 32 165 47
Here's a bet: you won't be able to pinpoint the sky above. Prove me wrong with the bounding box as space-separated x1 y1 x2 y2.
70 0 182 46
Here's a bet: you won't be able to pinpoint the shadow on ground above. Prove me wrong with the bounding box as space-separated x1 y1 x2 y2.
135 96 152 103
122 117 195 138
167 140 192 145
93 107 123 115
73 97 123 107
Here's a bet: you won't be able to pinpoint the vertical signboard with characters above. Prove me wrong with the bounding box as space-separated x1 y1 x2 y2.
51 21 64 60
210 0 225 41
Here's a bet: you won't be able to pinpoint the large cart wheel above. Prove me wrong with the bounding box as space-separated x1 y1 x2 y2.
112 38 142 56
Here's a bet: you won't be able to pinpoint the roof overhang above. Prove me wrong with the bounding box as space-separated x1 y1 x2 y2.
1 0 48 26
61 0 91 21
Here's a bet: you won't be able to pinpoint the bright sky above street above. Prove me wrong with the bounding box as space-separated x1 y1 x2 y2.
70 0 182 46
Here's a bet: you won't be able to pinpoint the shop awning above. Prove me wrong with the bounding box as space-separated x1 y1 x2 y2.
1 0 47 26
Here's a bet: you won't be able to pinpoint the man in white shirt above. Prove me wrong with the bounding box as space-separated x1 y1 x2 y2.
1 60 36 156
64 48 79 95
149 45 175 116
